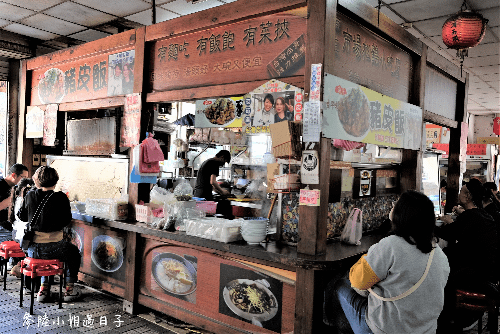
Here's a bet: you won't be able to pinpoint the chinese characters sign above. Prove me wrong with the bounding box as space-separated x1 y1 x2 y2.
323 74 422 150
121 93 141 147
26 106 44 138
151 14 306 91
31 49 135 105
333 13 412 102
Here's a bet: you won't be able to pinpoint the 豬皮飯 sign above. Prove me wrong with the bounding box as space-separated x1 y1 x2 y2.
31 49 135 105
322 74 422 150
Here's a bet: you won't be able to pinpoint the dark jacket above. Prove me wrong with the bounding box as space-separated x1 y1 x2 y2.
436 208 498 281
18 189 72 232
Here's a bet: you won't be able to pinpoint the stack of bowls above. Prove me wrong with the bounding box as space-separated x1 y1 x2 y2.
240 218 268 245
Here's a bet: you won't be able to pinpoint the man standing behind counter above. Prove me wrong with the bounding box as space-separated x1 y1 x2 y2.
194 150 231 200
0 164 29 242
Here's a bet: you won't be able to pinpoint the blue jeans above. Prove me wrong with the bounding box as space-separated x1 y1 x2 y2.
336 277 374 334
27 240 81 285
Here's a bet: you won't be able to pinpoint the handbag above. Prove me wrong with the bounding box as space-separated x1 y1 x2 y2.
20 192 53 251
340 208 363 245
367 247 436 301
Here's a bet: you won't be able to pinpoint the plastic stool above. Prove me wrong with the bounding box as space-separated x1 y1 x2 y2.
0 241 25 290
19 258 64 315
456 283 499 334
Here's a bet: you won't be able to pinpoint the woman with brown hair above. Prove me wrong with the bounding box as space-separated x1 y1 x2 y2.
18 166 81 303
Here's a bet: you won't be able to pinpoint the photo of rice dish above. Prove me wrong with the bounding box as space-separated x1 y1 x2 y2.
152 253 197 295
336 87 370 137
204 98 235 125
38 68 66 104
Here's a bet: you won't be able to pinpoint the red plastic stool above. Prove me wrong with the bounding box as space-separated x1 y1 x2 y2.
19 258 64 315
0 241 25 290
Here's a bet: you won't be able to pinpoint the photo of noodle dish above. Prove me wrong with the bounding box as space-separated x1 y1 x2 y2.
152 253 197 295
91 235 124 273
223 279 278 322
203 98 236 126
335 87 370 138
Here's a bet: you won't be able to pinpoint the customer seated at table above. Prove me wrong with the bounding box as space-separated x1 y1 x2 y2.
335 190 450 334
436 178 499 331
17 166 82 303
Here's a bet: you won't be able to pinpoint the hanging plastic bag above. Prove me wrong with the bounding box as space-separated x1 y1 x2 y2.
340 208 363 245
173 178 193 201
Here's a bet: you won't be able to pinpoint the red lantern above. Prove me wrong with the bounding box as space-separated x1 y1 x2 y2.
494 117 500 136
441 1 488 75
442 11 488 49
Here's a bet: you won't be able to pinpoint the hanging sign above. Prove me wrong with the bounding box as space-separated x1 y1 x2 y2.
243 79 303 134
26 106 44 138
195 96 244 128
151 13 306 92
322 74 422 150
299 189 320 206
120 93 141 147
31 49 135 105
359 170 372 197
300 150 319 184
42 104 58 146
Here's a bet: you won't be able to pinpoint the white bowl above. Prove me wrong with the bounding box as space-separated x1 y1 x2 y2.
241 227 267 234
242 233 266 245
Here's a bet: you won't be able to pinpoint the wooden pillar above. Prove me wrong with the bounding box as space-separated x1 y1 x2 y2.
7 60 20 168
295 0 334 333
445 73 469 213
17 60 34 172
400 46 427 193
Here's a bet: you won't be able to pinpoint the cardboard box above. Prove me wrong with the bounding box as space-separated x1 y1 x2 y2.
267 163 280 193
269 121 302 159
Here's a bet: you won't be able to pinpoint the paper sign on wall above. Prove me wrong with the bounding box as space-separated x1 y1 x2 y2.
299 189 320 206
26 106 44 138
303 101 321 142
301 150 319 184
43 104 58 146
120 93 141 147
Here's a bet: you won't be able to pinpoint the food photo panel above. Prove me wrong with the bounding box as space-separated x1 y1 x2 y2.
150 250 198 304
90 230 126 281
219 263 282 332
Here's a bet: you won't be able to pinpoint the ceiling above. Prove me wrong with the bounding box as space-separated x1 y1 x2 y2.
0 0 497 115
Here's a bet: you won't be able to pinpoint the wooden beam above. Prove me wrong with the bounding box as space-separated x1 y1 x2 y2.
145 0 307 42
17 60 34 173
146 76 304 103
427 48 465 83
58 96 125 112
339 0 423 56
26 30 136 71
424 110 458 129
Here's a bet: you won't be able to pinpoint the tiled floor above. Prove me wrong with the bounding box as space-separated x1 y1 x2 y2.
0 273 210 334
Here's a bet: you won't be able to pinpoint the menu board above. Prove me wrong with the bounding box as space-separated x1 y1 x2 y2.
322 74 422 150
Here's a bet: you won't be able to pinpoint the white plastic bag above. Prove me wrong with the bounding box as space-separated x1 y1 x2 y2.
173 178 193 201
340 208 363 245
